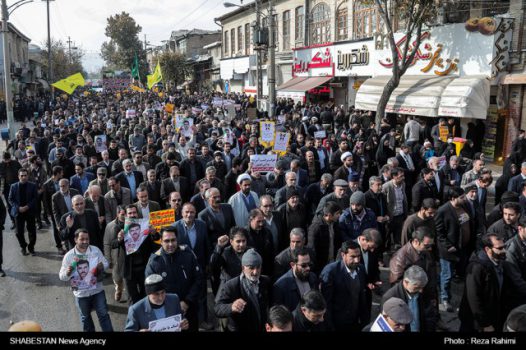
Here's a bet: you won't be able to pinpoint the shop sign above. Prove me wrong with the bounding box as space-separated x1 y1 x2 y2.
293 45 335 77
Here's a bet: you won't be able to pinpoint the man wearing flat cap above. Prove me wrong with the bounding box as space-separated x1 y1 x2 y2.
215 248 271 331
315 179 350 215
228 174 260 227
367 297 413 332
125 274 190 332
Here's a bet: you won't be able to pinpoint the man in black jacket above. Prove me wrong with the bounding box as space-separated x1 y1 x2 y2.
503 216 526 317
459 233 507 332
214 248 271 332
292 290 329 331
308 201 342 275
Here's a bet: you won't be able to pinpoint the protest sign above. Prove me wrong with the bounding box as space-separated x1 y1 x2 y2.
95 135 107 153
250 154 277 172
124 218 150 255
370 314 394 332
149 209 175 231
273 132 290 152
314 130 327 139
126 109 136 119
260 121 275 143
70 254 98 292
149 314 182 332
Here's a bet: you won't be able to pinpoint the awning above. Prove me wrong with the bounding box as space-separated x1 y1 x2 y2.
355 75 490 119
501 73 526 85
438 76 490 119
278 76 332 92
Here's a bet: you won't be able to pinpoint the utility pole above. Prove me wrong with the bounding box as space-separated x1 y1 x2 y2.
66 36 72 62
267 0 276 118
43 0 54 83
1 0 14 137
255 0 262 111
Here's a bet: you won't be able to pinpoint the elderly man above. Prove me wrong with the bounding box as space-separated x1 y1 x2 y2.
228 174 260 227
60 195 103 250
198 187 236 244
116 159 144 201
214 248 271 332
315 179 350 215
104 177 132 224
366 297 413 332
274 171 304 208
85 185 107 230
90 167 109 195
125 274 190 331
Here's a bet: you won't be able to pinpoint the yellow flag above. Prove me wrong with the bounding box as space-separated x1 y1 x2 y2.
131 85 146 93
51 73 85 94
147 62 162 89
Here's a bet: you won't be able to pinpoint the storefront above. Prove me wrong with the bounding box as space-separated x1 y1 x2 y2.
220 56 250 93
354 21 513 162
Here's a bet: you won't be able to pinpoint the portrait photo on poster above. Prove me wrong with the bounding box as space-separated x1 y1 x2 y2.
124 217 150 255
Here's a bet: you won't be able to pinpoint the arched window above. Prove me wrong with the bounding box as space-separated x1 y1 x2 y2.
310 2 331 45
336 4 348 41
354 1 381 40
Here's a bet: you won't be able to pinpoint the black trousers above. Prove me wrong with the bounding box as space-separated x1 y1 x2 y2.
49 211 62 249
3 186 13 223
125 267 146 305
15 212 36 251
0 229 3 266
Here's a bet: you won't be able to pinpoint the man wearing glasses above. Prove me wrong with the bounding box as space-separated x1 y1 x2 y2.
90 168 109 195
272 247 318 312
8 169 39 256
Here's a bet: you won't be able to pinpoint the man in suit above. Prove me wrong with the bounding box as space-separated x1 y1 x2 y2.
125 274 189 331
411 168 438 213
508 162 526 195
383 167 409 250
160 164 190 205
396 144 417 204
115 159 144 201
89 167 109 195
97 150 113 176
198 187 235 244
190 179 210 214
8 168 39 256
135 185 161 219
290 159 309 188
180 148 205 189
356 228 383 318
320 240 369 331
60 195 103 251
104 177 132 224
84 184 107 231
44 166 66 254
139 169 163 208
274 228 317 281
70 163 95 195
272 247 318 312
302 151 322 186
464 169 493 220
314 138 329 173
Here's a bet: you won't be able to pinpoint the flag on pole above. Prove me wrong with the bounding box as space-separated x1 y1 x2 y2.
51 73 85 94
147 62 162 89
131 53 140 80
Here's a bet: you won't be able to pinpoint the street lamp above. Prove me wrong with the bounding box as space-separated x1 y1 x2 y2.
2 0 34 139
223 0 276 118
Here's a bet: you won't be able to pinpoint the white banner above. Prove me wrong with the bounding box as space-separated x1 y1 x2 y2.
250 154 277 172
149 314 182 332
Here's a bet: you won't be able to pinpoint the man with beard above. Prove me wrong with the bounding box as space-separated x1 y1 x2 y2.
487 202 521 243
145 226 202 331
274 172 303 208
199 187 236 245
305 173 333 217
315 179 350 215
401 198 437 245
459 233 508 332
214 248 271 332
228 174 260 227
320 240 368 331
245 209 274 276
139 169 163 208
411 168 437 213
272 247 318 312
51 148 75 179
338 191 377 241
125 274 190 331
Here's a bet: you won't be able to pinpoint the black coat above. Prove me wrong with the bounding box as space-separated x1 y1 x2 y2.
411 179 437 212
459 251 504 331
139 180 163 209
503 235 526 315
435 202 464 262
59 209 103 250
307 215 342 275
304 182 331 216
198 204 236 243
214 275 271 332
160 177 191 204
272 269 318 312
115 171 144 198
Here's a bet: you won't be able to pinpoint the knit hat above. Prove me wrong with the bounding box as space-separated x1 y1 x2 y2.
241 248 262 267
350 191 365 206
237 173 252 185
286 187 300 200
340 151 353 162
383 297 413 325
350 173 360 182
501 191 520 204
145 274 166 295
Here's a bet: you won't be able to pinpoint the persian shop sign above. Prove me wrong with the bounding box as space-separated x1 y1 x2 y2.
293 45 335 77
374 23 496 77
334 41 374 77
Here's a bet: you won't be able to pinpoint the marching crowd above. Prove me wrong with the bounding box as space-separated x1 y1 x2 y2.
1 89 526 333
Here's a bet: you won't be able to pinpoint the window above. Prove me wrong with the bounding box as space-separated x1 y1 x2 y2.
283 10 291 50
245 23 251 55
224 31 229 56
336 5 348 41
231 28 235 55
310 2 331 45
354 1 381 40
237 26 243 54
295 6 304 42
272 14 278 48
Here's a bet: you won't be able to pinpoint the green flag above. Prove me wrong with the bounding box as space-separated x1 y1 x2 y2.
131 53 140 80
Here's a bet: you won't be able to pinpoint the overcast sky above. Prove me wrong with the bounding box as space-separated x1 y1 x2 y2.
10 0 231 72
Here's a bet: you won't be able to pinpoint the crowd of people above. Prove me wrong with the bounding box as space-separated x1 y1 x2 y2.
0 88 525 333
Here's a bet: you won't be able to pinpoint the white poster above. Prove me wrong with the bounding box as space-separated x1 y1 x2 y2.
370 314 394 332
273 132 290 152
250 154 277 173
149 314 182 332
126 109 136 119
260 121 275 143
314 130 327 139
95 135 107 153
124 218 150 255
70 254 99 292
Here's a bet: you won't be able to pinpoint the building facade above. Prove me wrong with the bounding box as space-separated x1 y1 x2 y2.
0 22 30 99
